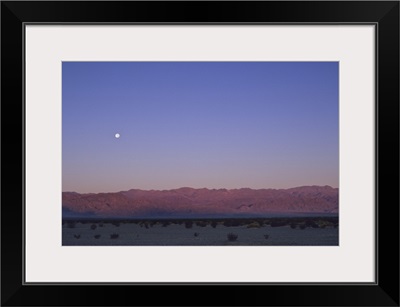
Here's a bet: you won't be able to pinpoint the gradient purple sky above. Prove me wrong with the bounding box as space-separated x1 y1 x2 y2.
62 62 338 193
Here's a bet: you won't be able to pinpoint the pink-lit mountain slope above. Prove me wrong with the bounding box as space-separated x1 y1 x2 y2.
62 186 338 218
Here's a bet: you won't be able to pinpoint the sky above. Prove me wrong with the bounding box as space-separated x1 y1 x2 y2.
62 62 338 193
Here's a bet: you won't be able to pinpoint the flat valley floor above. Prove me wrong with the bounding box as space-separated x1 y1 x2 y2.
62 218 339 246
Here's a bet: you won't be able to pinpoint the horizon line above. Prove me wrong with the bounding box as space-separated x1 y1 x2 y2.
62 184 339 194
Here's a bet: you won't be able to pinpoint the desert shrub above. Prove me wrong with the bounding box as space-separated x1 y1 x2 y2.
227 233 238 241
247 221 261 228
290 223 297 229
223 220 232 227
231 220 241 227
99 223 104 227
264 234 270 240
73 234 80 239
185 221 193 229
211 221 218 228
196 221 207 227
317 220 331 228
270 221 286 227
162 221 170 227
223 220 241 227
305 220 318 228
194 232 199 237
94 234 101 239
110 233 119 239
90 224 97 230
112 222 120 227
299 224 306 230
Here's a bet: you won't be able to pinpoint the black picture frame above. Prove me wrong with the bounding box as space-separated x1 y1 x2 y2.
1 1 399 306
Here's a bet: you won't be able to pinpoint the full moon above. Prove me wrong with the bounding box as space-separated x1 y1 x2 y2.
115 133 120 139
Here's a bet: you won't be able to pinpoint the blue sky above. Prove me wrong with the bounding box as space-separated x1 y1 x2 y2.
62 62 338 193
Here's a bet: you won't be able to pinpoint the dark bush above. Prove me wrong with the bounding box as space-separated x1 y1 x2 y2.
112 222 120 227
305 220 318 228
223 220 232 227
94 234 101 239
110 233 119 239
185 221 193 229
194 232 199 237
290 223 297 229
270 221 286 227
73 234 80 239
299 224 306 230
227 233 238 241
196 221 207 227
211 221 218 228
231 220 241 227
247 221 261 228
264 234 270 240
90 224 97 230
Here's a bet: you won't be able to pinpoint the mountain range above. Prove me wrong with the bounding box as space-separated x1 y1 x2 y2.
62 185 338 218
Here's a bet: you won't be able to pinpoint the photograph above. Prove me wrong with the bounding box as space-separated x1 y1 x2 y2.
2 0 399 305
62 61 339 246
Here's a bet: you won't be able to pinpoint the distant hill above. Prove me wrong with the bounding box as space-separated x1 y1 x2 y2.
62 186 338 218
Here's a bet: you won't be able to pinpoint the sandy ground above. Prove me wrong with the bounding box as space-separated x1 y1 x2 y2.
62 222 338 246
